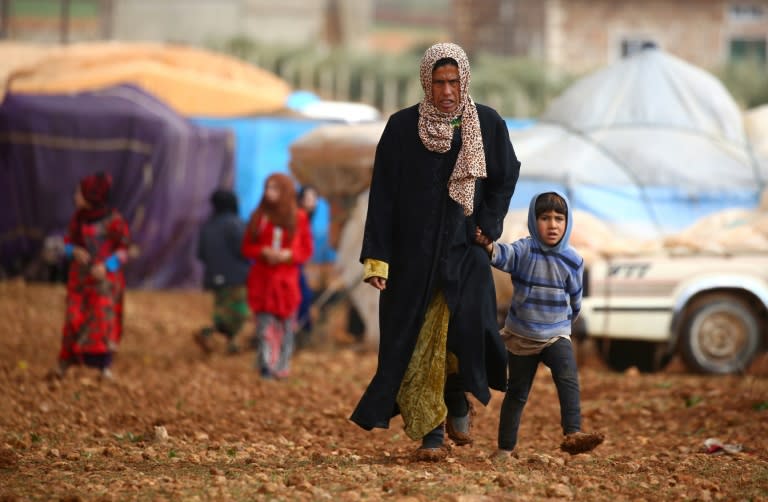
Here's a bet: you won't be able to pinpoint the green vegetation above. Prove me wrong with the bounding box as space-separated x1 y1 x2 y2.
716 60 768 109
214 36 768 116
212 37 574 117
10 0 100 17
685 395 704 408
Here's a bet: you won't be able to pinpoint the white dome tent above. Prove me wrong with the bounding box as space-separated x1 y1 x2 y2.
509 46 766 238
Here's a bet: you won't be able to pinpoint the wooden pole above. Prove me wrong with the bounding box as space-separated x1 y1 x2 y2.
0 0 10 39
361 73 375 106
100 0 113 40
60 0 71 44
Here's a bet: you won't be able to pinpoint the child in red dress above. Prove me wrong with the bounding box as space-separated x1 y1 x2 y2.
241 174 312 379
54 172 131 380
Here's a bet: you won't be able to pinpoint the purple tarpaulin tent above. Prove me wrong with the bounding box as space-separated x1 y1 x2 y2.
0 85 234 288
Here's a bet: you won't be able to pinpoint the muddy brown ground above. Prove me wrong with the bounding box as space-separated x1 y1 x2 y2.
1 281 767 501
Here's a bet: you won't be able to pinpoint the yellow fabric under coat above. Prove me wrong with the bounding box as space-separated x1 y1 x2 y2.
396 290 459 440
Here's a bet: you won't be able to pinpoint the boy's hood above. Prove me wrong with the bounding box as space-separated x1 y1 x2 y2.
527 189 573 252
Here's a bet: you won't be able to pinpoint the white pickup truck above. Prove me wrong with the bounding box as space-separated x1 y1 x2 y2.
579 253 768 374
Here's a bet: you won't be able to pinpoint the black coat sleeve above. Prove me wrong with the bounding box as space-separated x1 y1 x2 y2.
475 108 521 241
359 117 400 264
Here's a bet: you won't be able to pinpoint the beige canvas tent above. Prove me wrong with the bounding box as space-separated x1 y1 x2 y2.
290 121 385 249
4 42 291 117
0 43 50 97
289 121 385 197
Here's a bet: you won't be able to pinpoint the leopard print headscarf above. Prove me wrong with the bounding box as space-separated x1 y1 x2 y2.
418 42 486 216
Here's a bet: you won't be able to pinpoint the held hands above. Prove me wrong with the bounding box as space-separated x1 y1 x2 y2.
474 226 493 254
364 228 490 292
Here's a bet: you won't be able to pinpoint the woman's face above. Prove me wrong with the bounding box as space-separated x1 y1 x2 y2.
264 179 281 204
431 63 461 114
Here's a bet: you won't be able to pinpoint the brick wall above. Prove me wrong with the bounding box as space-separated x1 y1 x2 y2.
554 0 728 73
452 0 546 58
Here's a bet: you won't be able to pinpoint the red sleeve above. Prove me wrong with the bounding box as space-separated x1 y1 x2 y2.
290 210 313 265
108 213 131 249
63 214 79 246
107 212 131 264
241 228 265 260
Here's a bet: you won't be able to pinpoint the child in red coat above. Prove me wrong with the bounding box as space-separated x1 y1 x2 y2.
54 172 131 380
241 173 313 379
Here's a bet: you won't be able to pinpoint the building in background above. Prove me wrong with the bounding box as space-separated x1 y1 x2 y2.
370 0 450 52
452 0 768 73
0 0 373 49
0 0 105 42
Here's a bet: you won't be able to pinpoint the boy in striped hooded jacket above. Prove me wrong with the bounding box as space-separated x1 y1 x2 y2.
475 190 604 458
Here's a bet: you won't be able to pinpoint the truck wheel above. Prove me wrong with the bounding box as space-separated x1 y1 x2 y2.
680 295 760 374
594 339 671 373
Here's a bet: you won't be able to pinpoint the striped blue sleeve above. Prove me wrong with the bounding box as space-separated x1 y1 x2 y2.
568 257 584 318
490 240 522 274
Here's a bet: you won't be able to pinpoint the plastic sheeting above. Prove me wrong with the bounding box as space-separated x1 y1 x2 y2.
0 85 234 288
746 105 768 174
509 48 766 238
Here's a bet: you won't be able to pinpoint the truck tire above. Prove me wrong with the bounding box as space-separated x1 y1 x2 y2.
679 294 760 374
594 339 671 373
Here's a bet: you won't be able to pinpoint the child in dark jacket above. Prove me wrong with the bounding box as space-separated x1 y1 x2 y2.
476 191 603 458
195 189 251 354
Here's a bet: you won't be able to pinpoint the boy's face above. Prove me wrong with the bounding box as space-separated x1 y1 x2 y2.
536 210 566 246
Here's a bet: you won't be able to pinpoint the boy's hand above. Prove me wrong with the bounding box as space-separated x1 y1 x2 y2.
474 227 493 255
474 226 491 245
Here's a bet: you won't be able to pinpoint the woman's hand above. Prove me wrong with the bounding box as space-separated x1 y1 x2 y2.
365 276 387 291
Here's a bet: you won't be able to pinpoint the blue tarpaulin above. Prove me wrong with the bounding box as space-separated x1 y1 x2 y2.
193 116 336 263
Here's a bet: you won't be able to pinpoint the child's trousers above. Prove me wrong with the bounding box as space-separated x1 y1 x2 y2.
498 337 581 451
